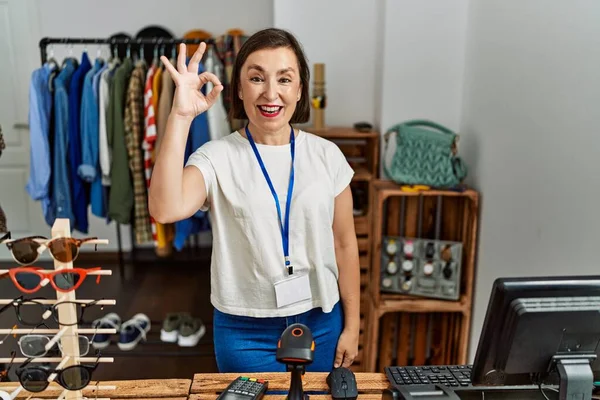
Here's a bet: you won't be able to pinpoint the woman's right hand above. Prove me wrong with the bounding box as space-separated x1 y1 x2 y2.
160 42 224 120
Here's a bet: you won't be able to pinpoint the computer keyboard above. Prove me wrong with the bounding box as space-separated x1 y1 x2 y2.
385 365 473 388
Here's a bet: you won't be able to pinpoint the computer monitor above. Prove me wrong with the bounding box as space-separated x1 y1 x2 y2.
471 275 600 400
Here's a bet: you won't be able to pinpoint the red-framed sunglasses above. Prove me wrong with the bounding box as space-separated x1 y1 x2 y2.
0 232 107 266
0 266 102 293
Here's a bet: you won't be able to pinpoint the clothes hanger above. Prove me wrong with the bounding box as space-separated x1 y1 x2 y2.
136 40 146 67
95 43 105 65
46 45 58 70
60 44 78 69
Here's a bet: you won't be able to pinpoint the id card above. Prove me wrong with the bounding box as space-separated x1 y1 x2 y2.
273 271 312 308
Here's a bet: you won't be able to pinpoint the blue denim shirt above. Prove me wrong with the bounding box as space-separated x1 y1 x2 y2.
26 63 55 226
174 60 211 251
68 52 92 233
79 59 103 181
80 59 106 219
89 63 109 218
52 59 76 226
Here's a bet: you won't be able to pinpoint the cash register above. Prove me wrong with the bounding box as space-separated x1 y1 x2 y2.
384 275 600 400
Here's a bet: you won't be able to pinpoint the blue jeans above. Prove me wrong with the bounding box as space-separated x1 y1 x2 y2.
213 302 344 373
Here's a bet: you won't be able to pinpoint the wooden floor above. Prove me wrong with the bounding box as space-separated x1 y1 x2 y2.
0 248 218 381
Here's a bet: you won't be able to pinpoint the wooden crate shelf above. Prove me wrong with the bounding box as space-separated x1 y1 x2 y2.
377 295 471 314
363 179 480 372
354 215 370 236
371 300 469 372
309 125 380 372
352 166 373 182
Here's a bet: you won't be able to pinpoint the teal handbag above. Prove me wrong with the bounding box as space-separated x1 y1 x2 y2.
383 120 467 188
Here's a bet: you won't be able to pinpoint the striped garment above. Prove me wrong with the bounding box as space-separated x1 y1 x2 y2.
143 64 158 246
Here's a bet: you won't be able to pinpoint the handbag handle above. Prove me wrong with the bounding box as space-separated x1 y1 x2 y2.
402 120 455 135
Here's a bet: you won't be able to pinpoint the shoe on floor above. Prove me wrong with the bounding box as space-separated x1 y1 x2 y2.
160 312 191 343
118 313 150 351
91 312 121 349
177 315 206 347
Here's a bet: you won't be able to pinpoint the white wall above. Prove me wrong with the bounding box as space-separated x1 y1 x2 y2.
3 0 272 253
379 0 469 135
460 0 600 360
36 0 272 40
273 0 382 127
273 0 469 134
378 0 469 173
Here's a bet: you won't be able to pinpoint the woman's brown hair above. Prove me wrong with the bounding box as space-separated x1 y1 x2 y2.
229 28 311 124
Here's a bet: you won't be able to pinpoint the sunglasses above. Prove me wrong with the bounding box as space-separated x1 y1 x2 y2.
1 266 102 293
0 232 106 265
18 333 93 358
0 296 105 327
15 352 101 392
0 351 16 383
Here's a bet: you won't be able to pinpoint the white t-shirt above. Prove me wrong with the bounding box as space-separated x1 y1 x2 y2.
185 129 355 318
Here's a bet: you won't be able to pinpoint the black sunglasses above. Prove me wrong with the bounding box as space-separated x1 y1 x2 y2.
15 352 101 392
0 351 16 382
0 296 105 327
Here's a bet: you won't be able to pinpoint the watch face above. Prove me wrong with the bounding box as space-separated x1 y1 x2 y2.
402 260 413 272
402 279 412 291
387 261 398 274
423 263 434 276
386 241 398 255
382 277 392 288
403 241 414 255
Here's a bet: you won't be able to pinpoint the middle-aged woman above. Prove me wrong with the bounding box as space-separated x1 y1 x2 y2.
149 28 360 373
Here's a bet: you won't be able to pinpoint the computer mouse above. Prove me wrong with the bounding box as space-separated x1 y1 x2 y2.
327 367 358 400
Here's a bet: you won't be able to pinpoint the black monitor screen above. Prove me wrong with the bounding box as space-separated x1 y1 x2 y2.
471 275 600 387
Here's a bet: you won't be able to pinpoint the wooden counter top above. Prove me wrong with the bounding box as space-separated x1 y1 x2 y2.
0 373 389 400
4 373 593 399
190 372 388 399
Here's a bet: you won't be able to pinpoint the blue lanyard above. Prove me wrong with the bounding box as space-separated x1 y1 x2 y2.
245 125 296 275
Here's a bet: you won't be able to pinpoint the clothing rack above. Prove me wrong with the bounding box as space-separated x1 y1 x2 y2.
38 36 213 278
39 36 215 64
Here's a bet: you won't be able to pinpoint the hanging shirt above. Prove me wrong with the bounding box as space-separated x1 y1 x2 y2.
79 58 105 217
143 64 158 246
68 52 92 233
108 57 134 224
88 62 109 218
99 60 118 187
25 63 55 226
125 62 152 244
52 59 77 226
204 48 230 141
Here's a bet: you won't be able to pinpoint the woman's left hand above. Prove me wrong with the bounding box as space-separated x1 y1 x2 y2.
334 328 359 368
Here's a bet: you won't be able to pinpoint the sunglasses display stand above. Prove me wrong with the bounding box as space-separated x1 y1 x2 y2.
0 218 117 400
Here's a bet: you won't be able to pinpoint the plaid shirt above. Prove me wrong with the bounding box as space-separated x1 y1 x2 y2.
125 63 153 244
214 33 248 130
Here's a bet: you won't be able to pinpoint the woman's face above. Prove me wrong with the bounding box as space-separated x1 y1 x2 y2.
238 46 302 135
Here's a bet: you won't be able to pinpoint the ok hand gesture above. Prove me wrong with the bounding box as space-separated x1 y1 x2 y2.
160 42 224 120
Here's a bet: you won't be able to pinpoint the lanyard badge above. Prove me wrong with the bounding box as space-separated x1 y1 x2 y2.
245 124 296 275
